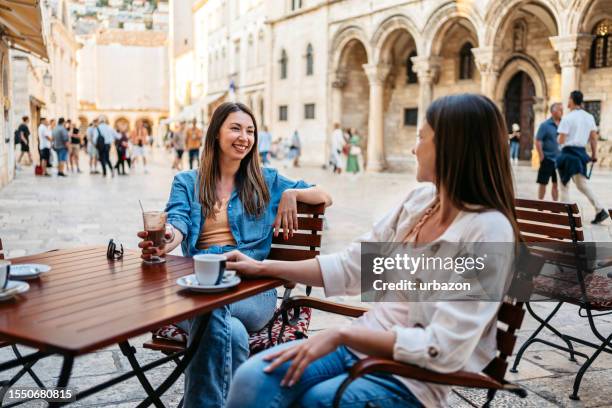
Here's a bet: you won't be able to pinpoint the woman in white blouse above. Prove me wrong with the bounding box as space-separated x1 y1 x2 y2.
224 94 520 408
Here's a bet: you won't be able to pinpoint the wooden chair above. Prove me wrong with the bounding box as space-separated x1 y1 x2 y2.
142 201 326 354
278 245 542 408
510 199 612 401
0 238 46 389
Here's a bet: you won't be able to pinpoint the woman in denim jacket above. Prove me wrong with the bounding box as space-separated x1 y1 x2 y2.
138 102 332 407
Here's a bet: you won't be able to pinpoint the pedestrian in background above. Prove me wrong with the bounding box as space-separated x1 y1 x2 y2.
557 90 609 224
258 125 272 166
47 119 56 169
329 123 344 174
16 116 32 167
290 129 301 167
172 121 186 170
52 117 69 177
69 122 82 173
186 119 203 170
509 123 520 164
535 103 562 201
345 127 361 174
37 117 51 176
115 129 129 176
97 116 118 178
130 120 149 174
86 119 100 174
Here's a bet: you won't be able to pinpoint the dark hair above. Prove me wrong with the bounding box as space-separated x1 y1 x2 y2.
425 93 519 241
22 116 29 122
199 102 269 218
570 90 583 106
58 117 65 125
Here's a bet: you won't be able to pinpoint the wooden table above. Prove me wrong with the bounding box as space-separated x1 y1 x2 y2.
0 246 282 407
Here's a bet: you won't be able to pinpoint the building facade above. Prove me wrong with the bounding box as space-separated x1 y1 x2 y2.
0 0 46 188
76 29 169 140
186 0 612 170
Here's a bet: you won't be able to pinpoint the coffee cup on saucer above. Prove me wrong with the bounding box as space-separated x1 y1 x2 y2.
193 254 235 286
0 260 10 291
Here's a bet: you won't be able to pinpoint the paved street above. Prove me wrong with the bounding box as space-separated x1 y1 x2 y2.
1 149 612 407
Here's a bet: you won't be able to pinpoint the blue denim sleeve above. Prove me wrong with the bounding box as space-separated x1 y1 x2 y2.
271 169 312 192
165 175 192 238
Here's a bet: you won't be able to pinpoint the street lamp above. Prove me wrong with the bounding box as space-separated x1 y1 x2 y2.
43 69 52 87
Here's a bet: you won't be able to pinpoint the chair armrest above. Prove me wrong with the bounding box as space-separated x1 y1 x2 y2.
348 357 503 389
283 296 368 318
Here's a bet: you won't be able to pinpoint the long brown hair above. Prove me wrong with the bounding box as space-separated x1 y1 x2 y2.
426 94 519 241
199 102 270 218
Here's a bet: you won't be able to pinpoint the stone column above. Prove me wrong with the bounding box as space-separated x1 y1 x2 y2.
363 63 391 172
472 47 500 99
411 56 441 130
549 35 592 105
330 70 347 127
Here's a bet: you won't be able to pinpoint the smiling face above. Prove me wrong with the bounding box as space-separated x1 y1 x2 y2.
413 121 436 183
217 111 256 161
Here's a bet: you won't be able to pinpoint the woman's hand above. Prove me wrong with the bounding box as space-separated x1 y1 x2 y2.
137 230 172 261
225 250 264 278
274 189 299 240
263 328 343 387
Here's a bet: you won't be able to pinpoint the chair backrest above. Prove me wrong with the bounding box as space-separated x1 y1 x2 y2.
483 248 543 383
267 202 325 261
515 198 583 243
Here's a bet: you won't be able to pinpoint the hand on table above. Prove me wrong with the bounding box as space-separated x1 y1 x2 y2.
225 250 264 278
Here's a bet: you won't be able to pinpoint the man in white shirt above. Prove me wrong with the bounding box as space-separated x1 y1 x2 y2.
557 90 608 224
329 123 345 174
37 117 51 176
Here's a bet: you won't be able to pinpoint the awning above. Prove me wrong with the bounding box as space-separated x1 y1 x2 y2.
0 0 47 60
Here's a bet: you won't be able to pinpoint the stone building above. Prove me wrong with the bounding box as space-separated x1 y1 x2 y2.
11 0 79 140
187 0 612 170
76 29 169 141
191 0 268 126
0 1 46 188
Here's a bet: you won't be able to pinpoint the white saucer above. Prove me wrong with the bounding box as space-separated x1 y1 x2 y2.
0 280 30 301
177 273 241 293
9 264 51 280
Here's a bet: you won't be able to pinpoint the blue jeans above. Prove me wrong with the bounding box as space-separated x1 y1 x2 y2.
227 340 423 408
180 289 277 408
510 140 520 160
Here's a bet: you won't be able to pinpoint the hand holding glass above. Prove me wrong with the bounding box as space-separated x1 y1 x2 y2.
141 211 175 264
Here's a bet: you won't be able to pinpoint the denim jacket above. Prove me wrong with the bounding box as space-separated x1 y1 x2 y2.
166 167 311 259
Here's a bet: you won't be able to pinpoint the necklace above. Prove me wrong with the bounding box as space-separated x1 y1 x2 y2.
404 198 441 243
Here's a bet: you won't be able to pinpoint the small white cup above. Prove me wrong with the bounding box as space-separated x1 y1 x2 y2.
193 254 234 285
0 260 10 291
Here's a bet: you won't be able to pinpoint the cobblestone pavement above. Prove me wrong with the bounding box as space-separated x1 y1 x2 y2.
1 149 612 407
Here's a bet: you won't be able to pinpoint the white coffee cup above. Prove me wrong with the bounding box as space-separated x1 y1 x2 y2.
193 254 234 285
0 260 10 291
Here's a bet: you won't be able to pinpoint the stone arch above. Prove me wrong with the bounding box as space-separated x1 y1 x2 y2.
568 0 612 34
484 0 561 47
495 55 549 160
136 116 154 137
77 115 88 132
113 116 130 133
330 25 371 72
423 2 484 56
495 55 549 103
372 15 421 62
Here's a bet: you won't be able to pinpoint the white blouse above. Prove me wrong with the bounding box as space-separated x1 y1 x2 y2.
316 184 515 407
